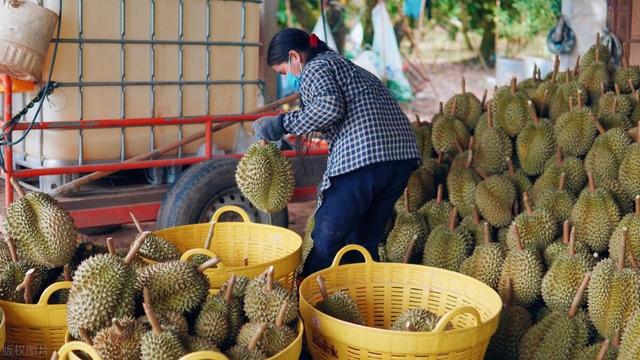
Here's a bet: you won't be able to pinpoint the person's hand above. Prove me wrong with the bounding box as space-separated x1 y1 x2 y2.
252 115 284 141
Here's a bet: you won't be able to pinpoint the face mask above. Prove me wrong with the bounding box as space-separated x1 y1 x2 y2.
286 56 301 91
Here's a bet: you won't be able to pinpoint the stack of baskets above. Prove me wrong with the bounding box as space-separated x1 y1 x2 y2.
299 245 503 359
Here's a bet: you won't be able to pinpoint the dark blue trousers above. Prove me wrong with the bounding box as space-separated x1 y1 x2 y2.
302 159 419 276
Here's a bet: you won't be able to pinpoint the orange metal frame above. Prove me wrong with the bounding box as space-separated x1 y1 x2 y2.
1 74 327 227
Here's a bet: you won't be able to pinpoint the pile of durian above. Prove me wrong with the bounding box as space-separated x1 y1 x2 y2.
368 35 640 359
2 185 299 360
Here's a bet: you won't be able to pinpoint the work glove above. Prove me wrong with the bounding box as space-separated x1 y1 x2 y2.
253 115 284 142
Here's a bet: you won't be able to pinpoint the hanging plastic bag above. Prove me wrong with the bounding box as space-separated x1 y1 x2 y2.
344 20 363 59
371 2 413 102
312 13 338 52
403 0 422 19
352 50 383 79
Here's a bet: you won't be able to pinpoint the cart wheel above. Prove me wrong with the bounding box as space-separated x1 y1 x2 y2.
156 158 288 229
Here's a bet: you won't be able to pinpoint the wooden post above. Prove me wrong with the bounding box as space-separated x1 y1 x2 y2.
259 0 280 103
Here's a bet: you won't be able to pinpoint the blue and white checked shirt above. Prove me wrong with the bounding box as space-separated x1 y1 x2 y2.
282 51 420 199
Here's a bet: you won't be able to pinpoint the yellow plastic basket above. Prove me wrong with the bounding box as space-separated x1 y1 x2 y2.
299 245 503 359
152 205 302 292
0 281 72 360
59 318 305 360
0 306 6 351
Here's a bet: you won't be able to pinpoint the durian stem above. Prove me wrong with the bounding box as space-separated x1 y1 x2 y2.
568 272 590 319
573 55 581 77
224 275 236 303
527 101 539 126
129 212 144 233
513 224 524 252
461 77 466 93
464 149 474 169
612 97 618 113
542 89 550 107
620 227 629 270
276 300 288 327
537 68 542 81
552 55 560 82
197 257 221 273
568 226 576 256
615 83 621 96
628 252 639 270
587 172 596 192
415 114 421 127
486 103 494 128
142 287 163 336
16 268 35 304
635 195 640 216
436 151 443 165
471 206 481 226
482 222 491 245
577 90 583 107
436 184 444 204
565 71 570 83
79 328 93 345
204 221 216 250
506 157 515 177
532 63 537 78
439 102 443 115
403 235 418 264
9 177 25 199
474 167 488 180
597 339 611 360
510 76 517 94
568 96 574 111
558 172 566 191
447 207 457 231
113 318 126 336
595 32 601 63
449 97 457 116
629 79 636 93
248 323 268 351
637 121 640 144
600 81 606 96
404 188 411 213
266 266 275 292
316 275 329 301
636 90 640 103
481 89 487 108
522 192 533 215
556 146 564 166
562 220 570 244
590 114 606 135
613 329 622 347
63 264 71 281
4 237 18 263
454 138 464 154
124 231 150 265
243 257 249 266
106 237 116 256
504 276 513 308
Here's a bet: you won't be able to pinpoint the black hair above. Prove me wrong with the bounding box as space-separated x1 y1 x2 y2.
267 28 332 66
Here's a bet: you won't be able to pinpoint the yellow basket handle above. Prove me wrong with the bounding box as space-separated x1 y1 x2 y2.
37 281 73 305
330 244 374 268
210 205 252 223
56 341 103 360
433 305 483 332
179 351 230 360
180 248 225 269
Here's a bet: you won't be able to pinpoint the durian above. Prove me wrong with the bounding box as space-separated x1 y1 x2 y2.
619 122 640 198
129 213 180 262
315 275 365 325
615 42 640 94
474 174 516 227
417 184 453 229
140 288 186 360
504 156 532 195
244 267 298 325
506 192 556 252
609 195 640 268
235 141 294 213
516 101 556 176
297 216 314 274
498 223 544 307
473 102 512 176
619 309 640 360
236 301 297 357
570 172 620 252
554 90 597 157
225 323 267 360
93 316 145 360
431 100 471 157
493 77 532 137
391 308 441 332
535 173 575 226
422 207 471 272
459 222 505 290
412 114 433 160
579 34 612 104
444 78 482 129
4 181 77 268
446 145 480 217
574 340 618 360
543 220 592 268
385 190 429 263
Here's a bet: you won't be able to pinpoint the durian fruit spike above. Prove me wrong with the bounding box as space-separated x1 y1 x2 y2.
315 274 365 325
140 287 186 360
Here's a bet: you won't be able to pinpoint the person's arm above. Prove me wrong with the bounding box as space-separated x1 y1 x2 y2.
282 62 346 135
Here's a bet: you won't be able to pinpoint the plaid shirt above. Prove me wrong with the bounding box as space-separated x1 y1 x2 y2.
282 51 420 196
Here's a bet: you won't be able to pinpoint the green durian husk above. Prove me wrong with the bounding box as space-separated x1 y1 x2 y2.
518 310 590 360
390 308 441 332
315 290 365 325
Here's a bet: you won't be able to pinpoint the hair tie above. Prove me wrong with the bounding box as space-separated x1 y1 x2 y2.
309 33 319 48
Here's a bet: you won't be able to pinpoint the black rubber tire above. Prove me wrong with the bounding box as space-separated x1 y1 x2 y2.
156 158 288 229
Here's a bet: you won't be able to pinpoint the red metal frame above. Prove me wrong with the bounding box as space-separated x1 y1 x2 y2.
1 74 328 228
